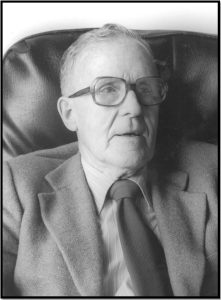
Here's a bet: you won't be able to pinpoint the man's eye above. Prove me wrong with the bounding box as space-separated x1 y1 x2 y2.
99 85 118 94
138 85 152 94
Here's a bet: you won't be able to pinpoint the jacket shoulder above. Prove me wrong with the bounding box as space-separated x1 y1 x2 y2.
178 141 217 174
177 141 217 193
4 142 79 200
6 142 78 173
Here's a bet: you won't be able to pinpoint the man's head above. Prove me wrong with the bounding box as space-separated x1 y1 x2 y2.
58 24 167 177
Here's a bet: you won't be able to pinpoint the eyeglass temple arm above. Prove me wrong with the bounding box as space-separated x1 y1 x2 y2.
68 87 90 98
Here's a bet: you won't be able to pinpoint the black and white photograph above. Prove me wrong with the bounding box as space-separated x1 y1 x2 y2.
2 2 219 297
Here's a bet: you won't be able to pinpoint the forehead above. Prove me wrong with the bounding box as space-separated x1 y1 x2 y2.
70 38 157 89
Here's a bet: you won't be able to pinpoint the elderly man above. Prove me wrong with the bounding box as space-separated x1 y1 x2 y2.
3 24 217 297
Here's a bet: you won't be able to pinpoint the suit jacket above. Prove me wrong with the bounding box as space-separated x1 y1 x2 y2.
3 141 218 296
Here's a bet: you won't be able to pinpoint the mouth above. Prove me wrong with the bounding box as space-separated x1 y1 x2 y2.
114 131 144 138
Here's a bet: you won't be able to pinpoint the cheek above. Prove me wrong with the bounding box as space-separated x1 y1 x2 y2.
75 102 116 149
144 107 159 132
143 107 159 148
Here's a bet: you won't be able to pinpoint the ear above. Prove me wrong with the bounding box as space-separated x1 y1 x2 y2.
57 97 78 132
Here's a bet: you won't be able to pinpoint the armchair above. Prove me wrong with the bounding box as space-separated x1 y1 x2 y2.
3 29 218 161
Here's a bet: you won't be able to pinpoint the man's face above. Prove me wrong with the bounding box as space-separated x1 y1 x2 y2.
61 38 159 175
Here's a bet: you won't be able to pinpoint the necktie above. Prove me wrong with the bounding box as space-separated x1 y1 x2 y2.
109 179 173 296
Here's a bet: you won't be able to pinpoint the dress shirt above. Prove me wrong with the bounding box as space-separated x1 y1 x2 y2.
81 157 161 296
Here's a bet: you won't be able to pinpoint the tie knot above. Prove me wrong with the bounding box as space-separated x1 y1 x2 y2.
108 179 141 201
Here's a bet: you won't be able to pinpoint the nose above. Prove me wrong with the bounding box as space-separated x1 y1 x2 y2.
119 89 142 117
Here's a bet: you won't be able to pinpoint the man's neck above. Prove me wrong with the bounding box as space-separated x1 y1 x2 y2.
80 154 150 213
79 150 146 181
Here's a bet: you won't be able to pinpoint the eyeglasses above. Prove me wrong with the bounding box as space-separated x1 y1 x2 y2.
67 76 168 107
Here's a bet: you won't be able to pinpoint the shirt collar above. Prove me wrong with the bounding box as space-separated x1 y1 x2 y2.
81 157 151 214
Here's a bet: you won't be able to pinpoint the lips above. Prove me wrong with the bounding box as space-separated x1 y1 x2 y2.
114 129 144 138
116 132 142 137
111 122 147 140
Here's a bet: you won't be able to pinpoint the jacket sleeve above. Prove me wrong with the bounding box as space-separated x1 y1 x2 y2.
198 144 218 296
201 162 218 296
3 161 23 296
178 142 218 296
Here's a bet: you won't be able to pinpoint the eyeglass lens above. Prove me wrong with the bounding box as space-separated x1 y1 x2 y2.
95 78 126 106
94 77 165 106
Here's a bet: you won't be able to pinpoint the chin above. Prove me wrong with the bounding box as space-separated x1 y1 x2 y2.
108 148 153 173
107 135 155 168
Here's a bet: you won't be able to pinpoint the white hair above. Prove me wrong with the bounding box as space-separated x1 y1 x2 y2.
60 23 155 96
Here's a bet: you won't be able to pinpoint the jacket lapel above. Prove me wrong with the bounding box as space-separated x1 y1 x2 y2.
152 171 207 296
38 153 104 296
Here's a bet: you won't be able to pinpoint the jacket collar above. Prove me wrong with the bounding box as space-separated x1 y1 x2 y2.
39 153 207 296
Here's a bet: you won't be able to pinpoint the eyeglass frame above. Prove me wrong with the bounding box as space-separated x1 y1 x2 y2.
67 76 168 107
